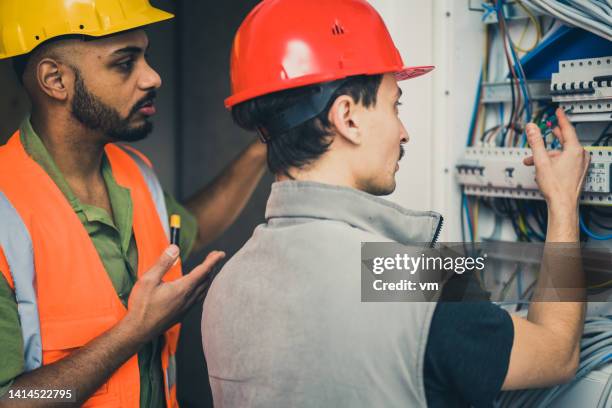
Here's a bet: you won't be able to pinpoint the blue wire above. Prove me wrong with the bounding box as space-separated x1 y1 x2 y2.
467 70 483 147
508 52 531 147
580 214 612 240
497 0 532 145
509 43 532 121
524 205 546 241
463 194 474 242
551 138 560 149
498 103 505 146
482 2 497 21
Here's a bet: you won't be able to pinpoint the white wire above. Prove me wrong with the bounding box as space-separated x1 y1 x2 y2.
539 0 612 33
569 0 612 25
496 316 612 407
521 0 612 41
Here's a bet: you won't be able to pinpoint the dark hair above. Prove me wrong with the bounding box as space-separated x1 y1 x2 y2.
11 34 88 85
232 74 383 176
12 54 30 84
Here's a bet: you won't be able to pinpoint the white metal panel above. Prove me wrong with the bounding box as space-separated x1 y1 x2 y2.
369 0 435 212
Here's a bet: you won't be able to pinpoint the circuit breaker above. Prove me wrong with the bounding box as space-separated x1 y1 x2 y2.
551 56 612 123
456 147 612 205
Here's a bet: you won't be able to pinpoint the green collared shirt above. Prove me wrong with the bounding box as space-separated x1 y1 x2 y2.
0 119 198 407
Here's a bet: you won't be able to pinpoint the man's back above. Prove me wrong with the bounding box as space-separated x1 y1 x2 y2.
203 182 440 407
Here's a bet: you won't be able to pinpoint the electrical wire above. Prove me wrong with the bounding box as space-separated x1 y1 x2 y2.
496 316 612 407
520 202 547 240
593 123 612 146
467 71 484 147
464 194 475 242
479 25 492 139
464 7 612 402
580 214 612 240
497 0 535 144
512 0 543 53
521 0 612 41
496 0 527 144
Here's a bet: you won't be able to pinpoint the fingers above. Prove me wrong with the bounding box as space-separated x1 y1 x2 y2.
555 108 580 148
144 245 181 283
182 251 226 289
179 280 211 312
193 283 209 305
526 123 549 167
552 126 564 145
523 150 561 166
582 150 591 177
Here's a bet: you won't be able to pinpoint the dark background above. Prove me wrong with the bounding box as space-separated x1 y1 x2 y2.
0 1 267 406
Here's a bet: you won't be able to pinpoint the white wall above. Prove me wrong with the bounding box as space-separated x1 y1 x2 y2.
370 0 484 240
369 0 435 213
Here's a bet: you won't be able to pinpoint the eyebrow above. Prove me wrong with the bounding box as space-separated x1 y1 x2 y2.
396 87 403 99
110 44 150 57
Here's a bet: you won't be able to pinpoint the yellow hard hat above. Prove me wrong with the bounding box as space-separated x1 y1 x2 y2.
0 0 174 60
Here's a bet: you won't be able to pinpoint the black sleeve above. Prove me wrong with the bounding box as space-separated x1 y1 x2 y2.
423 301 514 408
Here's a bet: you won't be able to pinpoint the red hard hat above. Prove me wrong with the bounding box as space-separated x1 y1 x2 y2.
225 0 434 108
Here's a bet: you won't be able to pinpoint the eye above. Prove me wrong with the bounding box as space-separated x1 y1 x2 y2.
116 59 135 73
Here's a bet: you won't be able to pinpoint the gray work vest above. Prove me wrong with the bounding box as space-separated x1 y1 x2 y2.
203 181 443 408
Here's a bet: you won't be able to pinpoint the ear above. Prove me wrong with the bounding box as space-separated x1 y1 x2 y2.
328 94 362 146
35 58 70 101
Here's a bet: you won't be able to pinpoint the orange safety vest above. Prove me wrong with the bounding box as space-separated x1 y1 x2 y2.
0 132 181 407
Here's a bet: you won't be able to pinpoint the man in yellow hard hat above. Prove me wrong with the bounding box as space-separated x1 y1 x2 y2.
0 1 266 407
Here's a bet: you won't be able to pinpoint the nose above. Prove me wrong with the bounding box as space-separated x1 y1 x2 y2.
138 60 162 90
400 121 409 144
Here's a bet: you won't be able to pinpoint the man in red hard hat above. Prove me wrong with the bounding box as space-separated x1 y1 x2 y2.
0 0 267 406
203 0 588 407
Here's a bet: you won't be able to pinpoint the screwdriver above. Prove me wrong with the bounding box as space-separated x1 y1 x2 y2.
170 214 181 246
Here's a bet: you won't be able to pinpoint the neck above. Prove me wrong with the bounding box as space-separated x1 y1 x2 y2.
276 154 358 190
30 107 107 184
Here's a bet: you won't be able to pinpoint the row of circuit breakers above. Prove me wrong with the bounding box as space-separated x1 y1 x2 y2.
457 56 612 206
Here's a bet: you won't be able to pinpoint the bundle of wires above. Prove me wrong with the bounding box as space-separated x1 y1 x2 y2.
482 198 548 241
495 0 535 146
593 122 612 147
580 205 612 241
495 315 612 407
462 0 547 243
520 0 612 41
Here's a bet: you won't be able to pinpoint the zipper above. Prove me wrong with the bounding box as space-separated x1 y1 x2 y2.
431 214 444 246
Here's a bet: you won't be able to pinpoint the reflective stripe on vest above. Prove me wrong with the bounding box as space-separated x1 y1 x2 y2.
0 191 42 371
0 145 170 373
118 145 170 240
167 353 177 391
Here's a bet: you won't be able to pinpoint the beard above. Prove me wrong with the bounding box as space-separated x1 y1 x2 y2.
359 145 405 196
70 67 155 142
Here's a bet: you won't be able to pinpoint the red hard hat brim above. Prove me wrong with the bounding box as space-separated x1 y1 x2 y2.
225 65 435 109
394 65 435 81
